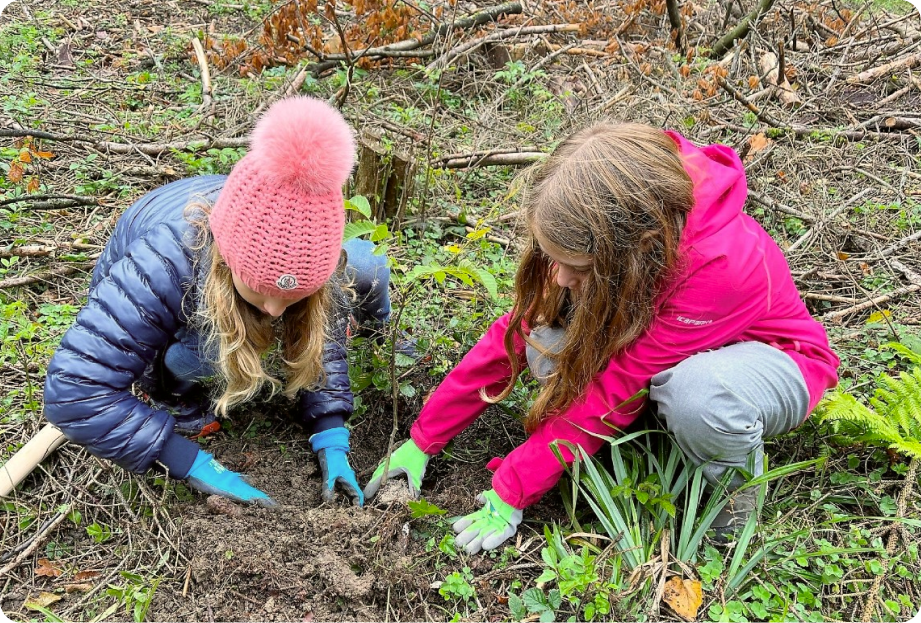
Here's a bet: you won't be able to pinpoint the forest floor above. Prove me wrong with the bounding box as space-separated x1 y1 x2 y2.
1 0 920 620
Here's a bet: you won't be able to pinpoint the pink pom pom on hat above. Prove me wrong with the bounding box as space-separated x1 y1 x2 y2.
210 97 356 299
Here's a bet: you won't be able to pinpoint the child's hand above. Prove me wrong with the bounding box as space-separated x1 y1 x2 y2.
363 439 430 501
310 427 364 506
186 450 276 507
452 489 522 554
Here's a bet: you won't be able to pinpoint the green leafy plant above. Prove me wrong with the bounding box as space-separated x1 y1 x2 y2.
508 587 562 622
105 571 160 623
439 567 475 603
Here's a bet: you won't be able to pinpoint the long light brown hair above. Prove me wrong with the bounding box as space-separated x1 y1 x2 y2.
186 204 335 416
489 123 696 432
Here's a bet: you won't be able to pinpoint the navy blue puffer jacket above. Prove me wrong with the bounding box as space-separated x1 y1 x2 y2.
44 176 353 479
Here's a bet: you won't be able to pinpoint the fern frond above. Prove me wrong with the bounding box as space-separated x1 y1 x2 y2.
872 368 921 438
893 439 921 461
820 391 902 448
885 342 921 366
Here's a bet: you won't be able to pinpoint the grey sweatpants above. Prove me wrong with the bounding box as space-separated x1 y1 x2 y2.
527 331 810 488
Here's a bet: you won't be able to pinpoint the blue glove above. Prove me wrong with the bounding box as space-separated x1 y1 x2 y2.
186 450 276 507
310 427 364 507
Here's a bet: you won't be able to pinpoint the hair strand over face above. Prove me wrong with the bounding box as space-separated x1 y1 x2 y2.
483 123 695 432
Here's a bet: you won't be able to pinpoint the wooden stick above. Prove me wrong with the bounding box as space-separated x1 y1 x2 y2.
436 151 545 169
823 285 921 322
307 1 523 74
786 188 873 254
747 189 815 222
0 128 248 155
0 506 70 576
190 37 214 119
428 24 580 72
710 0 776 59
0 261 96 289
847 52 921 85
878 230 921 257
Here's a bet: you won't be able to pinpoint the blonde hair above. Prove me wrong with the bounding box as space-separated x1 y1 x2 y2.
186 203 334 417
489 122 696 432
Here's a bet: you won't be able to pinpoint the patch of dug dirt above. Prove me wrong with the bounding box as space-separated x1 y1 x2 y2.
145 433 426 622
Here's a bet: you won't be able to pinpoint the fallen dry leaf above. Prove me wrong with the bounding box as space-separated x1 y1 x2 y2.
35 558 62 578
746 133 771 158
74 570 101 581
662 576 703 621
65 583 94 593
24 591 62 611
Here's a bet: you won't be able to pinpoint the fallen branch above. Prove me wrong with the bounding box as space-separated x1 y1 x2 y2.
715 78 916 143
0 242 100 259
190 37 214 121
0 507 70 577
710 0 776 59
547 43 610 57
435 151 545 169
0 193 95 208
308 1 523 74
847 52 921 85
0 261 96 289
0 128 248 155
786 188 873 254
428 24 581 72
878 230 921 257
747 189 815 222
823 284 921 322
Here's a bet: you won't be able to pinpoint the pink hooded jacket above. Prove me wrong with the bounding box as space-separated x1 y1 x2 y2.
410 131 840 509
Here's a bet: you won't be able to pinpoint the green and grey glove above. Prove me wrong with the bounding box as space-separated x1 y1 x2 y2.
452 489 522 554
363 438 430 501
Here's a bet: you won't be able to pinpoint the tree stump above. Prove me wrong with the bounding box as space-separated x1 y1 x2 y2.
351 129 414 225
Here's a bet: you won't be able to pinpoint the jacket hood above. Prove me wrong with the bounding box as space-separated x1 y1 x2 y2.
666 131 748 244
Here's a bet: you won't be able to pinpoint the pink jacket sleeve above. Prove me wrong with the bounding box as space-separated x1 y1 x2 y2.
410 313 527 454
491 255 777 509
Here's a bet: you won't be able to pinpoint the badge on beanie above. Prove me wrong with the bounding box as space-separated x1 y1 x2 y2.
276 274 298 290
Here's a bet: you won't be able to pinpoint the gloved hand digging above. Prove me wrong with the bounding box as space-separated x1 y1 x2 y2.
453 489 522 554
310 427 363 506
186 450 276 507
363 438 430 501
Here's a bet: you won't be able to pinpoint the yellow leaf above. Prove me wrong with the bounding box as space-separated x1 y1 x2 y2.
836 251 850 260
866 310 891 324
663 576 703 621
24 591 62 611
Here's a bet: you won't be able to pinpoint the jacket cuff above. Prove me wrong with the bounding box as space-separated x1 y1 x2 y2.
312 414 346 435
490 477 527 510
156 433 200 479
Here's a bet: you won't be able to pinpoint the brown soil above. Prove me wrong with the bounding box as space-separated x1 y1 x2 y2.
132 404 555 622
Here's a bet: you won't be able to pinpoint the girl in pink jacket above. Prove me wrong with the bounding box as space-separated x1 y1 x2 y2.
364 123 839 553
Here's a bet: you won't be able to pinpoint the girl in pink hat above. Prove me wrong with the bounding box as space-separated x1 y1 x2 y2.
365 122 840 551
44 97 382 507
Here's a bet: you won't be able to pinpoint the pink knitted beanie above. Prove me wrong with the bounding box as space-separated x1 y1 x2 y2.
210 97 356 299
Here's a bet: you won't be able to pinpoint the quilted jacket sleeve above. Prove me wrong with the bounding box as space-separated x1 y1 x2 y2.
43 223 201 477
296 284 353 433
